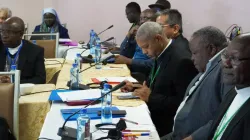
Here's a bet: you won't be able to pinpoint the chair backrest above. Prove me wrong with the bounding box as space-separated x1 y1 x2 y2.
0 70 20 140
30 40 56 58
23 33 59 58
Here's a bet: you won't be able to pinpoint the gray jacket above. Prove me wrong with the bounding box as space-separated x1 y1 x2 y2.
172 55 232 140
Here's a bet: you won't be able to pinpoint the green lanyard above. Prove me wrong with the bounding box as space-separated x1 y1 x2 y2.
213 98 250 140
150 64 161 88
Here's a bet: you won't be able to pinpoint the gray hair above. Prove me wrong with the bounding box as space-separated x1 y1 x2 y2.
136 22 163 41
158 9 183 33
192 26 227 49
0 7 12 18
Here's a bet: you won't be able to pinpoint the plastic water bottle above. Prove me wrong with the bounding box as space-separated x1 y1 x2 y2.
75 53 82 82
77 109 91 140
70 63 79 90
95 44 102 69
101 83 113 123
10 65 16 83
89 30 96 55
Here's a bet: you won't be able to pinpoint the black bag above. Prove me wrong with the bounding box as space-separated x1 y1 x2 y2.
0 117 16 140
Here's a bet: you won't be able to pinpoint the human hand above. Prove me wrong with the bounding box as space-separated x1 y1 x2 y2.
127 25 139 38
121 80 135 92
0 76 11 83
183 136 193 140
115 55 132 64
133 81 151 102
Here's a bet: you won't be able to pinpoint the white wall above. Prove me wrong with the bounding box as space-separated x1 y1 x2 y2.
1 0 250 44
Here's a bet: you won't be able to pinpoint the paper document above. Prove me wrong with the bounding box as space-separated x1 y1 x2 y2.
96 77 137 83
59 39 72 42
57 89 101 102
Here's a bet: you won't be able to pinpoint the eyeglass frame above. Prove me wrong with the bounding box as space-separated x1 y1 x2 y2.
221 50 250 66
0 29 23 36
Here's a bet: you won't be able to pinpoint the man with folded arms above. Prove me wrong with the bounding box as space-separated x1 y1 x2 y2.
162 26 233 140
208 33 250 140
121 22 197 137
0 17 46 84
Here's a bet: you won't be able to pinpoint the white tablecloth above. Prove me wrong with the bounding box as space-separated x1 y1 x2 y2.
39 102 160 140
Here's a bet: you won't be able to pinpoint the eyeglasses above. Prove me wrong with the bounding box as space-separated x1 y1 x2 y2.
0 30 22 36
221 51 250 65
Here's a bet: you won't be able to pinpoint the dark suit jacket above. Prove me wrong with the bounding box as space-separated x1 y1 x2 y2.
0 40 46 84
146 41 198 137
130 34 190 79
208 88 250 140
34 24 70 39
173 54 233 140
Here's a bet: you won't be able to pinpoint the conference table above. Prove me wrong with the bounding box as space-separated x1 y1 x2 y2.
38 59 160 139
19 84 55 140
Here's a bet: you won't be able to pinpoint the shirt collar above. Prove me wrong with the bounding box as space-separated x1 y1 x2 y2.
8 41 23 55
204 48 224 72
158 39 172 59
235 86 250 95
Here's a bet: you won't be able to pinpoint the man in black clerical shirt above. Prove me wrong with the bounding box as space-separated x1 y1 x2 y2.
0 17 46 84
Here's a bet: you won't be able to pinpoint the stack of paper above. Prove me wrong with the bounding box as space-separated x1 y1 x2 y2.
57 89 101 102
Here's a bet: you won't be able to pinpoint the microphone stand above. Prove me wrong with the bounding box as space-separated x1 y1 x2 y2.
58 81 126 140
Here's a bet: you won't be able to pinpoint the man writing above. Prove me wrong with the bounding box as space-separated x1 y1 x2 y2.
0 17 46 84
208 33 250 140
121 22 198 136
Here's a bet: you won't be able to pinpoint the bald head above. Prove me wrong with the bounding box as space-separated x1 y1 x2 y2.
4 16 25 32
1 16 24 48
222 33 250 87
139 9 157 25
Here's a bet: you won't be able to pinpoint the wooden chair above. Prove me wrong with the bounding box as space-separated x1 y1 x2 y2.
23 33 59 58
0 70 20 140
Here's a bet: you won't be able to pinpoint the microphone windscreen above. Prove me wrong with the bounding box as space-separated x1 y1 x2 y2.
108 25 114 29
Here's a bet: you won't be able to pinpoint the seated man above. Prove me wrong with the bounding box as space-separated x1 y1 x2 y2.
149 0 171 12
162 26 232 140
33 8 69 39
0 7 12 23
119 2 141 58
0 17 46 84
208 33 250 140
115 9 156 75
121 22 198 137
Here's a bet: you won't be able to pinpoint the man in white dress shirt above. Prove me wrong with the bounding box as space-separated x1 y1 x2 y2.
161 26 232 140
208 33 250 140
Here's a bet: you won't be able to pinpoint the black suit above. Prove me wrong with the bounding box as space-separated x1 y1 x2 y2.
0 40 46 84
146 40 198 137
208 88 250 140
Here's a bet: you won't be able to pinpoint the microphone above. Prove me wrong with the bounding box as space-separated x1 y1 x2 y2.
101 37 114 43
79 55 115 73
97 25 114 36
58 81 126 139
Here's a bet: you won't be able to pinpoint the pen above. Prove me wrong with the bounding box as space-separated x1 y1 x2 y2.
122 133 150 137
120 118 138 125
122 130 150 132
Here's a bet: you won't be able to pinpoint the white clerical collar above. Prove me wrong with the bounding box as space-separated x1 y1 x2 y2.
158 39 172 58
8 41 22 55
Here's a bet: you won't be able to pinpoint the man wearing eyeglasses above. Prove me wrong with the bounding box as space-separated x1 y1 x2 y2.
161 26 233 140
207 33 250 140
0 17 46 84
156 9 190 54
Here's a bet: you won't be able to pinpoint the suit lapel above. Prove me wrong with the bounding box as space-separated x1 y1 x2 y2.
18 40 27 70
183 73 202 98
209 88 237 139
186 56 221 100
0 45 6 71
221 95 250 139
